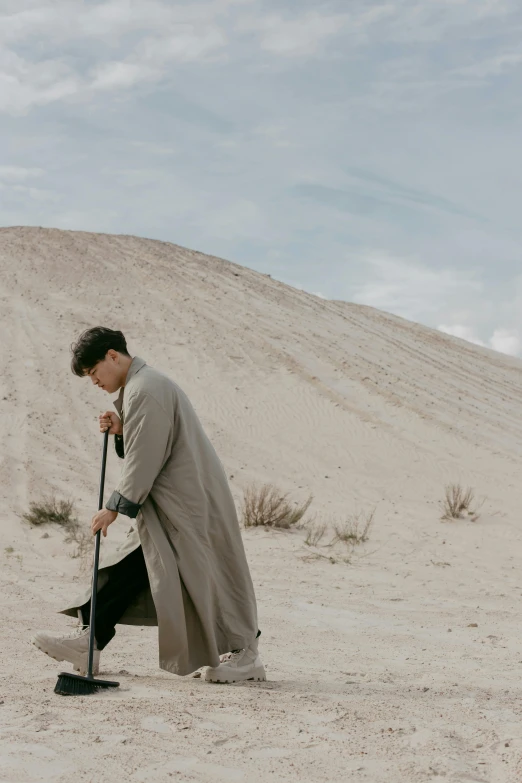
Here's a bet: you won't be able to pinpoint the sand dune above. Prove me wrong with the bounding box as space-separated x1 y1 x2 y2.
1 226 521 782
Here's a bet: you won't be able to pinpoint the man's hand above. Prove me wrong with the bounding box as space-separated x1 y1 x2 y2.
99 411 123 435
91 509 118 537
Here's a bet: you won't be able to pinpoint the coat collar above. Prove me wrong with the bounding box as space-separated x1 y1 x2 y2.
113 356 146 416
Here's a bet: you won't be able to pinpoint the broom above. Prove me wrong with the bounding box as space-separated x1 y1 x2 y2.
54 427 120 696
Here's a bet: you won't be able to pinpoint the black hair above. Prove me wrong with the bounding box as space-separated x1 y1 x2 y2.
70 327 130 377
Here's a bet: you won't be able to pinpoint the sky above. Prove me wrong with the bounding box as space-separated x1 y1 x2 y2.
2 0 522 356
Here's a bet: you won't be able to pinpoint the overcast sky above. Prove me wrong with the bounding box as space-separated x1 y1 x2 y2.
2 0 522 355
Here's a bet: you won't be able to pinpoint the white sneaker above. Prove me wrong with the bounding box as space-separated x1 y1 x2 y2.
32 627 100 676
203 642 266 684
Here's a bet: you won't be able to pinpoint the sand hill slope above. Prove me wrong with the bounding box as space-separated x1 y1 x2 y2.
1 226 522 782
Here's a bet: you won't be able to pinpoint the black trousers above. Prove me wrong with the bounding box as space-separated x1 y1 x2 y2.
80 546 149 650
80 545 262 652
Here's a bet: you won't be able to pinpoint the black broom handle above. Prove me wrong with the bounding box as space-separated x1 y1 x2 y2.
87 427 110 680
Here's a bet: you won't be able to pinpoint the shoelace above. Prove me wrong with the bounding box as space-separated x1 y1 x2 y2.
63 626 90 640
220 649 244 663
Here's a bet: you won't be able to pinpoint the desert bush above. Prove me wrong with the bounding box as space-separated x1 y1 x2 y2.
301 551 342 565
242 483 313 529
332 508 374 546
64 523 92 564
440 484 479 521
304 521 327 547
301 508 376 566
22 494 78 527
22 494 93 567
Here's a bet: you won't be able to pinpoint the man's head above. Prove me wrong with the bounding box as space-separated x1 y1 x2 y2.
71 327 133 393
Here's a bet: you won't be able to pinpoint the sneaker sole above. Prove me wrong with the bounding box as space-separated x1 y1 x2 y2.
203 665 267 684
31 638 99 677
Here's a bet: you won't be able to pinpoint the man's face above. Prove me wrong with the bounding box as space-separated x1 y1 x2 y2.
84 351 122 393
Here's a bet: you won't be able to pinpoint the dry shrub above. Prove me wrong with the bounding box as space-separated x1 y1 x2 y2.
64 524 92 568
22 493 93 568
242 483 313 529
22 494 77 527
441 484 479 521
332 508 375 546
304 522 327 547
301 551 342 565
301 508 376 566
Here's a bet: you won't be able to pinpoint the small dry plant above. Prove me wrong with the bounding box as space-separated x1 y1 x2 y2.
242 483 313 529
64 524 92 566
332 508 375 546
304 522 327 547
22 493 92 569
440 484 480 521
22 494 77 527
302 507 375 565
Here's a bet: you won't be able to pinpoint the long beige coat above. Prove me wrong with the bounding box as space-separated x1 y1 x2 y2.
61 356 259 676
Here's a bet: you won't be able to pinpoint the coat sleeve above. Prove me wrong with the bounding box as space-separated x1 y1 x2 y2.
105 392 171 519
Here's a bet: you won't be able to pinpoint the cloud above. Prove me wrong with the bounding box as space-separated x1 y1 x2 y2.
11 184 59 202
203 198 267 240
344 167 482 220
369 0 518 44
455 51 522 79
0 1 229 44
0 1 234 113
0 47 78 114
438 324 486 347
0 165 44 181
0 163 58 210
293 174 481 222
350 253 482 322
353 256 522 357
136 27 228 65
0 181 59 204
2 0 522 363
252 123 291 146
241 11 349 56
489 329 520 356
438 324 521 356
1 1 398 115
130 140 176 156
90 61 158 91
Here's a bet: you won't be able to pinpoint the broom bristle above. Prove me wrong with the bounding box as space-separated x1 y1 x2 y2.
54 671 119 696
54 673 100 696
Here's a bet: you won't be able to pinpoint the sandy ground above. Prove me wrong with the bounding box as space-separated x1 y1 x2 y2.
1 226 522 782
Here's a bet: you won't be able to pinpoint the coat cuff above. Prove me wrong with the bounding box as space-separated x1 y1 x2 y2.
114 434 125 459
105 490 141 518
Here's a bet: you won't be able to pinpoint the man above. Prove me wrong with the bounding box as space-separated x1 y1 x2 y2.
33 327 265 684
